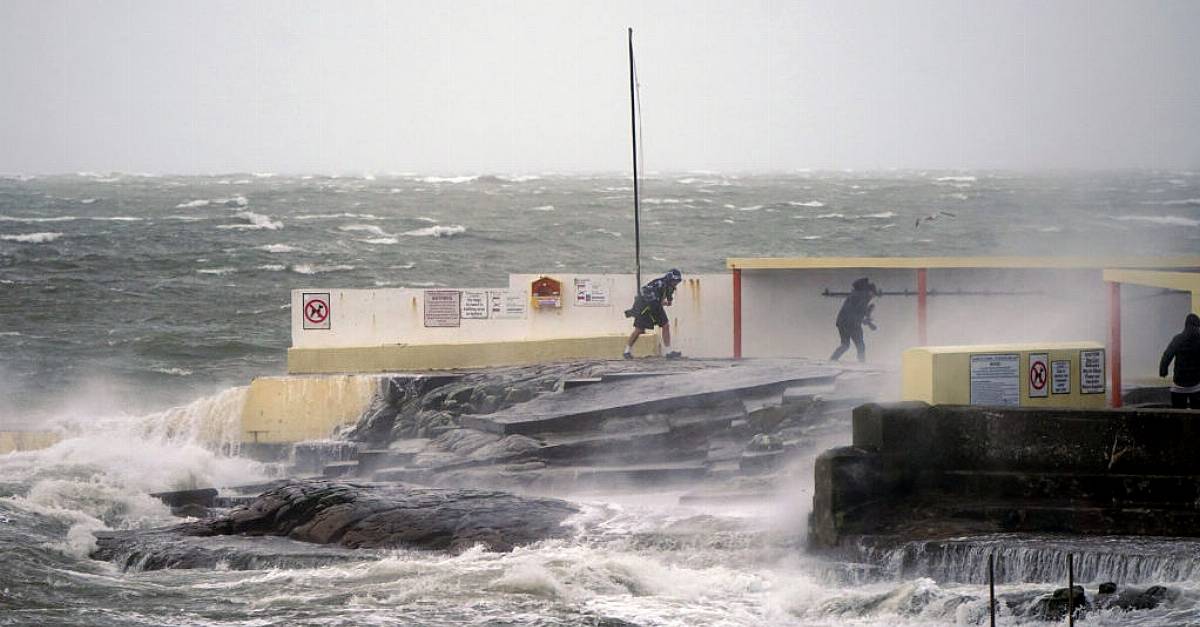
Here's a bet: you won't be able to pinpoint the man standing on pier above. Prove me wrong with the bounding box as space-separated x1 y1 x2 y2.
830 277 880 362
1160 313 1200 409
624 269 682 359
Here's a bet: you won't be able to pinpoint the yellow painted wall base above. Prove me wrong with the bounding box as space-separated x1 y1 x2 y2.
0 431 60 455
240 375 381 444
286 334 658 374
902 342 1107 408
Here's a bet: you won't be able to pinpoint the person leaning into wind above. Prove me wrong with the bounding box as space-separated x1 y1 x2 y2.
623 269 682 359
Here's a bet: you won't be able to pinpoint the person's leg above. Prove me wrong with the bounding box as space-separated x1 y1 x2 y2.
851 325 866 362
625 327 643 357
1172 392 1189 409
659 321 671 348
830 326 851 361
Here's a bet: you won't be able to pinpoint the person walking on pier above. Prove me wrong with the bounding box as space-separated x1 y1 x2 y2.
829 277 880 362
1160 312 1200 409
624 269 682 359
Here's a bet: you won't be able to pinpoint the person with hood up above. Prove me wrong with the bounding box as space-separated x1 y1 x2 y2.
624 269 682 359
830 277 880 362
1160 313 1200 409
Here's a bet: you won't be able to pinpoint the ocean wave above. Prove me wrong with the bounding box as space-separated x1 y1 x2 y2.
217 211 282 230
1113 215 1200 227
495 174 541 183
787 201 825 208
593 228 622 238
257 244 299 253
416 175 477 184
403 225 465 238
642 198 687 205
293 212 383 221
415 216 438 223
175 199 211 209
800 235 823 240
290 264 356 275
934 176 977 182
862 211 896 219
722 219 735 224
1 232 63 243
737 205 763 212
362 237 399 245
389 263 416 270
529 205 556 211
338 224 391 237
92 216 143 222
197 267 237 275
0 215 78 223
1161 199 1200 207
79 198 97 205
152 367 193 376
816 213 846 219
258 264 286 272
948 193 970 200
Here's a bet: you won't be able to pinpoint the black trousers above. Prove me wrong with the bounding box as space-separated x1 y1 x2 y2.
1172 391 1200 409
831 323 865 362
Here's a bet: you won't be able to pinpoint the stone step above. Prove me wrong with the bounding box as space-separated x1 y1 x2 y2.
460 363 840 435
356 449 420 474
565 461 710 487
598 371 681 383
562 377 603 390
322 460 360 478
942 500 1200 537
938 470 1200 506
150 488 217 509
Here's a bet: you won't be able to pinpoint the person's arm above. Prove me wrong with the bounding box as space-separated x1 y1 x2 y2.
1160 336 1179 377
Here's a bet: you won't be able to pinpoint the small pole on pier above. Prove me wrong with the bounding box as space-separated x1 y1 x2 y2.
1067 553 1075 627
627 27 642 289
988 553 996 627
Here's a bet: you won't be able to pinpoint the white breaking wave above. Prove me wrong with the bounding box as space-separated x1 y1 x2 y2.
0 215 78 223
290 264 356 275
258 264 286 272
816 213 846 219
196 267 237 275
415 216 438 223
1113 215 1200 227
737 205 763 212
800 235 823 240
79 198 97 204
529 205 556 211
217 211 282 230
152 367 193 376
862 211 896 219
934 175 977 182
1161 199 1200 207
594 228 622 238
787 201 826 208
417 175 477 184
403 225 465 238
91 216 142 222
1 232 63 243
338 224 391 237
362 237 399 245
257 244 299 253
175 199 211 208
293 213 383 221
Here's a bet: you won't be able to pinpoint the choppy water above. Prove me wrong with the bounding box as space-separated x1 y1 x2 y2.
3 171 1200 625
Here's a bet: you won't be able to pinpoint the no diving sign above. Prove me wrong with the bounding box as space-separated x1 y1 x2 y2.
1028 353 1049 398
302 292 331 330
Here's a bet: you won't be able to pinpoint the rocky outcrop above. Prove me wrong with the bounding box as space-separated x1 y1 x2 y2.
92 480 580 570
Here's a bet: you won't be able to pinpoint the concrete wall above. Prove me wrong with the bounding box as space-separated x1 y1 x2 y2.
0 431 59 454
241 375 380 444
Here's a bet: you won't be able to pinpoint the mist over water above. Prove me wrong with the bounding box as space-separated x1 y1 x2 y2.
2 171 1200 625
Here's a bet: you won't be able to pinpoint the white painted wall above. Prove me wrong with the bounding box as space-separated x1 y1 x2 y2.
291 273 735 358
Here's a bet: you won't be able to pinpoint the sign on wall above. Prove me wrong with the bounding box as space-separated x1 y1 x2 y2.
1080 349 1106 394
423 290 462 327
970 353 1020 406
488 290 527 319
574 277 612 307
461 290 489 319
1028 353 1049 398
302 292 331 330
1051 360 1071 394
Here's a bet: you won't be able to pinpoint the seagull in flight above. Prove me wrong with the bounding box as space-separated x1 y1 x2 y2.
915 211 957 228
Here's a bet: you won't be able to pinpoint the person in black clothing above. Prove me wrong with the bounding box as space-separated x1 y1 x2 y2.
624 269 682 359
1160 312 1200 409
830 277 880 362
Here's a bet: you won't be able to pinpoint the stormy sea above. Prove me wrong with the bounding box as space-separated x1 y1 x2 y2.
2 171 1200 626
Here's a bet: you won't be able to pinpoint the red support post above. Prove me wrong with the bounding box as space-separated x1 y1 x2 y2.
917 268 928 345
1108 281 1122 408
732 268 743 359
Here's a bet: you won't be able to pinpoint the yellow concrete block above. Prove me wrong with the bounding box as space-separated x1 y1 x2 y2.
286 334 657 375
240 375 380 444
902 342 1107 408
0 431 60 455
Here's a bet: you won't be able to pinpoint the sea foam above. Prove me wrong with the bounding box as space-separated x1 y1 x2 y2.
403 225 465 238
1 232 63 243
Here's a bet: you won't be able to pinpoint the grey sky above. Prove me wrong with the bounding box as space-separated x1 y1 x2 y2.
2 0 1198 174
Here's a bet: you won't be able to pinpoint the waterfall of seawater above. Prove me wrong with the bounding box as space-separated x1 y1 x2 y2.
852 535 1200 585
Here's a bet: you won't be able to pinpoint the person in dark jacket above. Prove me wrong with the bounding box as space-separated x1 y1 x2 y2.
830 277 880 362
1160 312 1200 409
624 269 682 359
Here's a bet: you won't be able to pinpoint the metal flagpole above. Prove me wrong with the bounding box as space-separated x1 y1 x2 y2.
628 27 642 290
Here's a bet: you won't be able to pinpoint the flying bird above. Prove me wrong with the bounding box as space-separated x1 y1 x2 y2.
915 211 958 228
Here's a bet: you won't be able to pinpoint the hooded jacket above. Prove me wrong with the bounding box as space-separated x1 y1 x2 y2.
836 278 877 329
1161 313 1200 388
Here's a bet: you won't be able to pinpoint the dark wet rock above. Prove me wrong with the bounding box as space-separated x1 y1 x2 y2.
1098 581 1117 595
92 480 579 570
1119 585 1176 611
1034 585 1088 621
747 433 783 452
504 386 535 404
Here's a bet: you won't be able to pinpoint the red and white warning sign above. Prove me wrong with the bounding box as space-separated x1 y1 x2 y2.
302 292 331 330
1028 353 1049 398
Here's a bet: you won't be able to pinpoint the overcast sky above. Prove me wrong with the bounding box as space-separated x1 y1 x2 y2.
2 0 1198 174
